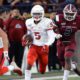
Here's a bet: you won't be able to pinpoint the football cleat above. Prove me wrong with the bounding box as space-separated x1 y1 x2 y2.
11 61 22 76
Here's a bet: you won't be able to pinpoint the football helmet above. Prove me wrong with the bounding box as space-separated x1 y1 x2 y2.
63 4 77 21
31 5 44 21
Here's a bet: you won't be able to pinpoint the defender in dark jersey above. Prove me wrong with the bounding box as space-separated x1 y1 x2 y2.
54 4 80 80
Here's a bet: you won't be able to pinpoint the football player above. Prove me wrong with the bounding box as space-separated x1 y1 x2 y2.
0 27 22 76
0 7 22 76
23 5 62 80
54 4 80 80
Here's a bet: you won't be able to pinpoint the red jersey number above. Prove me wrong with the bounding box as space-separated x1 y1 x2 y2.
34 32 41 40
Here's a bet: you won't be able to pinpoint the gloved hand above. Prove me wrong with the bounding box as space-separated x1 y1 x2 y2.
41 45 49 53
3 51 9 60
55 34 62 39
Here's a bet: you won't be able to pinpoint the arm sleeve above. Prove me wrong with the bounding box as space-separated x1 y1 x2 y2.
27 30 32 35
45 30 57 46
53 15 60 33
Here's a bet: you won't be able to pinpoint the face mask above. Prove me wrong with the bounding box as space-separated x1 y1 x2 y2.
14 16 19 19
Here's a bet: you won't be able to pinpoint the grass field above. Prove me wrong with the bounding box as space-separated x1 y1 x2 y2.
48 77 80 80
0 70 80 80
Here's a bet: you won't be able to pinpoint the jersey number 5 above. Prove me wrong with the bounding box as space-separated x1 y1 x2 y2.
34 32 41 40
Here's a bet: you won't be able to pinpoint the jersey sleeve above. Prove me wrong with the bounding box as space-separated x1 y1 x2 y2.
25 18 34 30
25 19 32 35
46 19 57 31
45 30 56 46
53 15 61 33
25 19 30 30
53 15 60 27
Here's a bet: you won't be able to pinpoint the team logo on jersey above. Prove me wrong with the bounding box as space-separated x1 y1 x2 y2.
15 24 22 28
73 22 76 25
61 22 66 26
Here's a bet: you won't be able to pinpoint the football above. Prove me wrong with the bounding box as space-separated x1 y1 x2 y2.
25 34 33 45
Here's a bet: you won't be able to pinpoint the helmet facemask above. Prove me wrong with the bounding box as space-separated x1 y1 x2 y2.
32 13 43 21
64 12 77 21
63 4 77 21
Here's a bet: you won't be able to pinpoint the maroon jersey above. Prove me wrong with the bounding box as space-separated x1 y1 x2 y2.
6 17 27 42
55 14 80 43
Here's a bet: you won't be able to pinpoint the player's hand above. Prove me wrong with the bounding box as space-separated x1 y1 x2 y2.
55 34 62 39
41 45 49 53
22 38 27 46
3 51 9 60
22 34 33 46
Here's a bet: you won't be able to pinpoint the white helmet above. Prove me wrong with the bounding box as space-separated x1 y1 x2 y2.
63 4 77 21
31 5 44 21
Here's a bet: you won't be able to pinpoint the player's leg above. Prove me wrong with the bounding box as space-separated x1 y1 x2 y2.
38 53 48 74
0 44 22 76
71 61 80 76
0 48 8 75
38 46 49 74
25 45 38 80
0 63 22 76
0 62 22 76
0 66 9 75
0 53 9 76
63 43 75 80
10 61 22 76
63 56 71 80
0 53 12 76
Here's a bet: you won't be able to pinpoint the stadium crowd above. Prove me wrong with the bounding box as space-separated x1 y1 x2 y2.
0 0 80 80
0 0 80 13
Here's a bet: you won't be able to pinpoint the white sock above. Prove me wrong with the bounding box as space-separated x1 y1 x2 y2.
25 70 31 80
71 63 76 70
8 65 14 71
63 70 70 80
3 71 11 75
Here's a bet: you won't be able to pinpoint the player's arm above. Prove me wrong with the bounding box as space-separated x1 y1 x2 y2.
45 19 62 46
0 28 8 51
22 30 33 46
52 15 63 39
52 14 61 33
45 30 56 46
0 28 9 58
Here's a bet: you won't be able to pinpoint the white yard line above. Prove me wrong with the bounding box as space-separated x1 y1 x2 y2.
14 74 79 80
31 74 78 80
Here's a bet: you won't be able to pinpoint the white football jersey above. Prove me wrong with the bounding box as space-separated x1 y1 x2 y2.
25 17 56 46
0 37 3 48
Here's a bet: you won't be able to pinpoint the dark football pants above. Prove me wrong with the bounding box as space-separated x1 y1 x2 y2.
48 41 62 71
9 41 24 68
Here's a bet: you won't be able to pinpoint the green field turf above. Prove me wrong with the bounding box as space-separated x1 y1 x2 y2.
0 70 80 80
47 77 80 80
